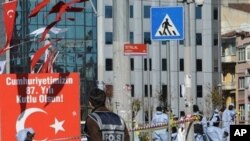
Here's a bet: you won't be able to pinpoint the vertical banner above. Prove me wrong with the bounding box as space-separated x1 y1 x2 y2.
2 0 17 49
0 73 81 141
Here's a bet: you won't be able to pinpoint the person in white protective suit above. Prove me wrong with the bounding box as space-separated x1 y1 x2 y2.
151 106 169 141
206 109 225 141
222 103 236 141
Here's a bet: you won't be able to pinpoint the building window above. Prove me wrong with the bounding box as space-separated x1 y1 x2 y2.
150 85 152 97
105 5 112 18
195 6 202 19
214 59 218 72
144 5 151 18
130 32 134 44
130 58 134 71
144 58 152 71
246 45 250 61
131 84 134 97
196 59 202 71
105 58 113 71
130 5 133 18
213 8 218 20
144 32 151 44
239 77 244 89
162 41 167 45
105 32 113 44
162 58 167 71
162 85 168 101
197 85 203 97
179 40 184 45
196 33 202 45
238 48 245 61
214 34 218 46
180 84 185 97
180 58 184 71
145 85 148 97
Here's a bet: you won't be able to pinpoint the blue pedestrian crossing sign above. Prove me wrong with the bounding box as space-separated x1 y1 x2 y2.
151 6 184 40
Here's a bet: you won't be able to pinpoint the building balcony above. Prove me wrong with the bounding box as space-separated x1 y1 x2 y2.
221 55 237 63
221 81 236 90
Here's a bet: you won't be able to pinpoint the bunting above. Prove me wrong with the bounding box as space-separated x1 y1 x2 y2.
28 0 50 18
1 0 18 53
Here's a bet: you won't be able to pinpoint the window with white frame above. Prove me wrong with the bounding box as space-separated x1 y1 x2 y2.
238 48 245 61
239 77 244 89
246 45 250 61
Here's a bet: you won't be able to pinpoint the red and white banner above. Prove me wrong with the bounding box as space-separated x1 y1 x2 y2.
0 73 81 141
124 44 147 56
2 0 17 49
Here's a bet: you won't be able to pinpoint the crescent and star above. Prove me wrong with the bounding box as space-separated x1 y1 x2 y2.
16 107 65 141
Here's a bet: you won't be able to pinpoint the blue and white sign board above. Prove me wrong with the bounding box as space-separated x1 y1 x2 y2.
151 6 184 40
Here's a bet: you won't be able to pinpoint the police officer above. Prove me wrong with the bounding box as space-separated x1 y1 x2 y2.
84 88 130 141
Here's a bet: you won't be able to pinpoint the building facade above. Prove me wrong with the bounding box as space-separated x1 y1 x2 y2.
100 0 221 124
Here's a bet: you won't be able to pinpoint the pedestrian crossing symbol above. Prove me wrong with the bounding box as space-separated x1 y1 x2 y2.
151 6 184 40
156 15 180 37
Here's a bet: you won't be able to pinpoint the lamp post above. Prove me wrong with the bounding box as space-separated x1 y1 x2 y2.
184 0 204 140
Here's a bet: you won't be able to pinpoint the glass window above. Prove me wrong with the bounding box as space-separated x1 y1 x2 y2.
180 58 184 71
196 59 202 71
105 5 112 18
162 58 167 71
105 58 113 71
197 85 203 97
105 32 113 44
238 48 245 61
130 32 134 44
239 77 244 89
214 34 218 46
195 6 202 19
162 41 167 45
162 85 168 100
144 32 151 44
131 85 134 97
179 40 184 45
145 85 148 97
213 8 218 20
246 45 250 61
130 5 133 18
144 5 151 18
144 58 152 71
196 33 202 45
130 58 134 71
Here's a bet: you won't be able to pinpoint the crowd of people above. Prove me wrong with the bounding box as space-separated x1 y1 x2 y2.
150 103 237 141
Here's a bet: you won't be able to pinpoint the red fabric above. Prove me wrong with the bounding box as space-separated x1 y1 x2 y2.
30 42 52 71
39 49 57 73
47 1 65 15
2 0 17 51
29 0 50 18
40 20 61 42
47 1 83 16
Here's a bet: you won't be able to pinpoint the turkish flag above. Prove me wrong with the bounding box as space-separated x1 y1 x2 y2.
1 0 17 50
29 0 50 18
0 73 81 141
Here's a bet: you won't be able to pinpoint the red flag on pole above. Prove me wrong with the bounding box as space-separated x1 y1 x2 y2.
29 0 50 18
2 0 17 50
